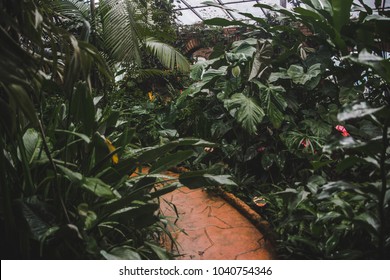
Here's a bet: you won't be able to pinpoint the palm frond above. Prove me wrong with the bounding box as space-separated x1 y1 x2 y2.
53 0 90 22
100 0 142 65
145 37 190 73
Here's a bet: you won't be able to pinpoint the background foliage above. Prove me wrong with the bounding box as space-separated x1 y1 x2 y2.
175 0 390 259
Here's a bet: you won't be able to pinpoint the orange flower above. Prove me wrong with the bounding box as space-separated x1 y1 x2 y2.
148 91 155 102
104 137 119 164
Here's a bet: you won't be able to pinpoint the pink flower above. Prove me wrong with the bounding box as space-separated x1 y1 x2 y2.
257 146 266 152
335 125 350 137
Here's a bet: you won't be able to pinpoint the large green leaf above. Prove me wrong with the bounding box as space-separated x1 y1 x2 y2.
70 83 95 136
223 92 265 134
330 0 353 32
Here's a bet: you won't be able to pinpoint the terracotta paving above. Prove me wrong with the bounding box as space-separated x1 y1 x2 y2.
160 180 273 260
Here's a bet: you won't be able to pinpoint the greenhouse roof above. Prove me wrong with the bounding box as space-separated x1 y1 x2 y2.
173 0 289 25
173 0 387 25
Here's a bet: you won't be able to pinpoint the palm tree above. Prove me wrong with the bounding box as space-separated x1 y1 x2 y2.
55 0 190 73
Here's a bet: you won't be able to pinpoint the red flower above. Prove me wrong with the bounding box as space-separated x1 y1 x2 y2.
300 138 309 147
335 125 350 137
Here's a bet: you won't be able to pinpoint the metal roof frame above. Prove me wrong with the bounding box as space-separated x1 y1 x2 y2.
173 0 283 24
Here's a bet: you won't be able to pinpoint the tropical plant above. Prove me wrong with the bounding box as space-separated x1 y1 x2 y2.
176 0 390 259
0 0 233 259
55 0 190 74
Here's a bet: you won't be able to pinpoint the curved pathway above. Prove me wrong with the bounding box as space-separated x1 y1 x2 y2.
160 171 273 260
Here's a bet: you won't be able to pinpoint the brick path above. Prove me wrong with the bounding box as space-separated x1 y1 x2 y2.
161 182 273 260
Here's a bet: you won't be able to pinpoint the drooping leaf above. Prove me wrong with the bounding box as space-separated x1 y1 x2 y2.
145 37 190 73
144 241 171 260
55 129 91 144
179 170 237 189
58 165 116 199
337 102 384 121
149 150 194 174
7 84 39 127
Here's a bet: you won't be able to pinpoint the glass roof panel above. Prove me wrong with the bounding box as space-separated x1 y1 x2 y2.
174 0 388 26
173 0 287 25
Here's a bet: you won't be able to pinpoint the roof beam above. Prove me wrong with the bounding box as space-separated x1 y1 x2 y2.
214 0 237 21
179 0 205 21
173 0 259 11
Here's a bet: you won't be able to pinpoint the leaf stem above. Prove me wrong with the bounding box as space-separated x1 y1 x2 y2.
38 120 71 223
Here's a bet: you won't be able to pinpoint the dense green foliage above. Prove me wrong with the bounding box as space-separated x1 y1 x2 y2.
1 0 389 260
175 0 390 259
0 0 233 259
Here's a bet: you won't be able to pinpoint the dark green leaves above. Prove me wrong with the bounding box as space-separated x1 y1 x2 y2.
149 150 194 174
223 92 265 134
58 165 117 199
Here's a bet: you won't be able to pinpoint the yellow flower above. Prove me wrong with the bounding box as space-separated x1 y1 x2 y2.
104 137 119 164
148 91 155 102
